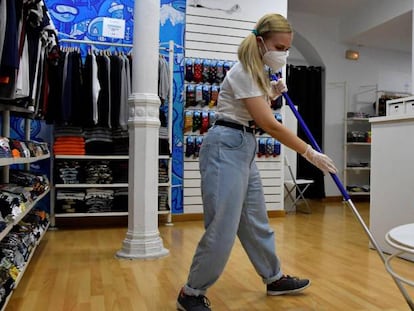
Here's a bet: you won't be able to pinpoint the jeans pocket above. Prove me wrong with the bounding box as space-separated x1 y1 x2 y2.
219 129 245 150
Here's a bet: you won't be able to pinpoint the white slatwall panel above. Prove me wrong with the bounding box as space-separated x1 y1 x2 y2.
183 4 285 213
184 152 284 213
185 12 255 61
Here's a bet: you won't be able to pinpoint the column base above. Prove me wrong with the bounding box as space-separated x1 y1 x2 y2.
116 230 169 260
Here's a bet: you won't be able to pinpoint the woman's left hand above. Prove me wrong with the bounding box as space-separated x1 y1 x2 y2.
270 79 288 99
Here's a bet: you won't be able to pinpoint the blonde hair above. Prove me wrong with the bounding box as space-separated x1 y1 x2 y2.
237 13 292 97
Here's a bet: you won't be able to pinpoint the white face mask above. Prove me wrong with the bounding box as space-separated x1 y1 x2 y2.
260 38 289 71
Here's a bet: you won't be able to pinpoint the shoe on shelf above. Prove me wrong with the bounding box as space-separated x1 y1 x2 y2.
267 275 311 296
176 288 211 311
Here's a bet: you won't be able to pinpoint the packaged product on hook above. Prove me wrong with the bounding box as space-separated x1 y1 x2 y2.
202 59 211 83
202 84 211 107
184 110 194 133
193 58 203 83
185 58 194 82
192 110 202 132
195 84 203 106
209 85 220 108
209 60 217 84
216 60 225 83
185 84 196 107
185 136 195 157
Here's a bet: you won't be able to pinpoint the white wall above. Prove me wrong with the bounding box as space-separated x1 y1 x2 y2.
185 0 288 61
186 0 286 21
288 11 411 196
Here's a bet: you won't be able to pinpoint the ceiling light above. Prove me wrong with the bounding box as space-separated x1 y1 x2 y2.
345 49 359 60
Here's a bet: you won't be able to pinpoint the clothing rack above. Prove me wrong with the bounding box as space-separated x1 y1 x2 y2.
59 38 133 48
54 37 175 222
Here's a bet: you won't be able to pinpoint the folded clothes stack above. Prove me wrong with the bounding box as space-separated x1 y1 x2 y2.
53 136 85 155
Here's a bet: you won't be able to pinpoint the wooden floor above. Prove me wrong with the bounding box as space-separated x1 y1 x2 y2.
6 200 414 311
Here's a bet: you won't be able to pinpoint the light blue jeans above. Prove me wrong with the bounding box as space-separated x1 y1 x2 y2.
184 125 283 296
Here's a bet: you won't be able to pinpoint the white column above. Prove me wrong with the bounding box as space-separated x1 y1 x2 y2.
412 0 414 93
116 0 169 259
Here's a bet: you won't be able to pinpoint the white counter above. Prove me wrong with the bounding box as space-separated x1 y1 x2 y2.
369 115 414 261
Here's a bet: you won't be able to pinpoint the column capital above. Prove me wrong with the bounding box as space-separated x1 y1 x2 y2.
128 93 161 127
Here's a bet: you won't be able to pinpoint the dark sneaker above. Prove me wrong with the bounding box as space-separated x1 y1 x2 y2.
267 275 311 296
177 288 211 311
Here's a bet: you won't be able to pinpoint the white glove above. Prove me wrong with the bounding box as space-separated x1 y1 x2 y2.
270 79 288 100
301 144 338 174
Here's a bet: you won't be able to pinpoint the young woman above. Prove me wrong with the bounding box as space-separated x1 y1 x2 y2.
177 13 337 311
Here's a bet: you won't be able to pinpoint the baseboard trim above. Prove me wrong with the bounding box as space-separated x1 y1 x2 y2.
171 210 285 223
322 196 343 202
322 195 370 202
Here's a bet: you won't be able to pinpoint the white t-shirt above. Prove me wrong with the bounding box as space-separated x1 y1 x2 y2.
217 62 264 126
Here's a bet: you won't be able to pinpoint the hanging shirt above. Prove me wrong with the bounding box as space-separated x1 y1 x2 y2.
15 35 30 97
158 56 170 103
0 0 7 66
118 55 127 130
103 54 112 128
91 52 101 125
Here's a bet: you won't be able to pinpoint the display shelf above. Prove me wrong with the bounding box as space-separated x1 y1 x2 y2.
13 222 50 287
54 155 128 160
0 292 12 311
348 191 371 196
0 221 50 311
346 142 371 146
0 100 35 114
346 117 370 121
0 136 51 310
55 183 128 188
0 189 50 241
55 210 170 218
55 212 128 218
345 167 370 171
344 108 371 198
0 154 50 166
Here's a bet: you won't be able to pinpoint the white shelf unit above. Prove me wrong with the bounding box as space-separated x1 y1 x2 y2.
51 155 130 221
343 86 412 196
0 107 51 311
50 159 173 222
344 117 371 196
51 154 173 222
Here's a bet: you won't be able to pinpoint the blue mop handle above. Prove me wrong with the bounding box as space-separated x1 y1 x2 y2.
271 74 350 200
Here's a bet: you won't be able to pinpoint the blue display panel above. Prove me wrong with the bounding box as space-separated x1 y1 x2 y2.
45 0 186 213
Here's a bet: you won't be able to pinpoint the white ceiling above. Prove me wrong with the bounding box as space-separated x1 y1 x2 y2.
288 0 412 53
288 0 370 17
